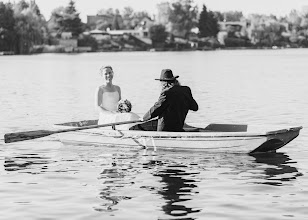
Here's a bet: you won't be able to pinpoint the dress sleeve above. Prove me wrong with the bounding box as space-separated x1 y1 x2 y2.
143 91 168 121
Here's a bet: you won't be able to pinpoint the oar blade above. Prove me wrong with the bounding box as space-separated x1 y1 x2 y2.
4 119 144 144
4 130 54 143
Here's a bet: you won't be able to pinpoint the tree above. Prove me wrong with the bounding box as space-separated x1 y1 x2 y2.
133 11 150 19
288 10 302 31
198 5 219 38
149 24 168 47
169 0 198 38
121 7 134 29
14 0 29 12
224 11 243 22
156 2 171 26
97 8 114 16
48 6 65 35
112 9 123 30
122 6 134 19
249 14 286 47
49 0 83 37
13 0 47 54
0 2 16 52
300 17 308 29
30 0 41 16
213 11 224 22
62 0 83 36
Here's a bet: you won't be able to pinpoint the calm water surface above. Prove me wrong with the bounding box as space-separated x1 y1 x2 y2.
0 50 308 219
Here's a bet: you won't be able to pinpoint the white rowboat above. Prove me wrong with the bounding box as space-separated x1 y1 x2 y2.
53 120 302 154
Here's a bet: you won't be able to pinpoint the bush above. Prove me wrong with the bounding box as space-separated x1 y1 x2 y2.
198 37 221 48
298 38 308 47
224 37 251 47
30 45 44 53
149 24 168 47
78 35 98 50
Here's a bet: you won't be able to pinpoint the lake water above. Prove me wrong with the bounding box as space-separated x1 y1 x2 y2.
0 50 307 219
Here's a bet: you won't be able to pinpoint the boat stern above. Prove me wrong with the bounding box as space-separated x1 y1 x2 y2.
249 126 303 154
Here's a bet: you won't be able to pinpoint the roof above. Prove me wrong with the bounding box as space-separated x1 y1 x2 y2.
89 29 108 35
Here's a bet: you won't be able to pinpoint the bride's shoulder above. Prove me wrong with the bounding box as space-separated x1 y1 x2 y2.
114 85 121 91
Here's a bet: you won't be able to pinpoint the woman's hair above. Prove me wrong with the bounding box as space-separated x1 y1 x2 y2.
117 99 132 113
161 79 181 90
99 65 113 76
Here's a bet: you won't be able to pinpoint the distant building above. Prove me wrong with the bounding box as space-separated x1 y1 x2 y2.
61 32 73 40
85 12 153 50
107 29 150 39
88 29 111 42
217 21 249 44
58 32 77 52
136 17 154 32
86 13 153 40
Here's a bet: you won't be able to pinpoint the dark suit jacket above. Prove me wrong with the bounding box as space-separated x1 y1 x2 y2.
143 85 198 131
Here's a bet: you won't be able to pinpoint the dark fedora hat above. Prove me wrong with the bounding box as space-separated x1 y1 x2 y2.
155 69 179 81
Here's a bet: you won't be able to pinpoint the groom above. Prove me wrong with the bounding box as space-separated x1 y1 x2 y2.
143 69 198 132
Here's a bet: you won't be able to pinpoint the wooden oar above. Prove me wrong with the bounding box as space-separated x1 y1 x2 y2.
4 119 142 144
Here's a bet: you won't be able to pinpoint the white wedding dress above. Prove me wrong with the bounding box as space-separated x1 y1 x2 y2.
98 90 139 130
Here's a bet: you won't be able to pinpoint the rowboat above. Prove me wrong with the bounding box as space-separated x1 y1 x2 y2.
53 119 302 154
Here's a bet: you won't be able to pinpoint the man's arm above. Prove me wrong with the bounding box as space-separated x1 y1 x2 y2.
188 87 198 111
143 92 169 121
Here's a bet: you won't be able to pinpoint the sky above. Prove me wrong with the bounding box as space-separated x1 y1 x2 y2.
5 0 308 21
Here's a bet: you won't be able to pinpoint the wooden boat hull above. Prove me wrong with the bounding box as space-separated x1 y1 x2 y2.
53 120 302 154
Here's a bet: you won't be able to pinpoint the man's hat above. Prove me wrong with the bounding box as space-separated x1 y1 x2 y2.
155 69 179 81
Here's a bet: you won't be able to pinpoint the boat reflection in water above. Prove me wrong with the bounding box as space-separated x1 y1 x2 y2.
96 165 133 212
250 152 303 186
95 152 202 215
140 151 302 218
95 150 303 216
95 152 139 212
153 165 201 217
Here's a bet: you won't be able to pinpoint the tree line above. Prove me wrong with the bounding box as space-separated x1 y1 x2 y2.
0 0 47 54
1 0 308 54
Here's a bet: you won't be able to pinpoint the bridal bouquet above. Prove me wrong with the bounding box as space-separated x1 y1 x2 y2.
117 99 132 113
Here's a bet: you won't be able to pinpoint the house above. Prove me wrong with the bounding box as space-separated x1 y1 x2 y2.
61 32 73 39
58 32 77 52
88 29 111 42
217 21 250 45
135 17 154 32
107 29 149 38
85 13 153 50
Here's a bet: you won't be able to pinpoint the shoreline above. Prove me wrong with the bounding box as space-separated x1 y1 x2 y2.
1 46 306 56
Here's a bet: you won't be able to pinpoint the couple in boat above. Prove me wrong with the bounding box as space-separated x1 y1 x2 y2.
95 66 198 131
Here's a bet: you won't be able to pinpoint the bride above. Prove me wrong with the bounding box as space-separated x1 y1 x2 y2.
95 66 140 130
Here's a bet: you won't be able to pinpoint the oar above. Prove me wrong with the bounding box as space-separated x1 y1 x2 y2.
4 119 142 144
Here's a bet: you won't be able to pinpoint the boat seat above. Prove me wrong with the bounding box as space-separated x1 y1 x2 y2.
130 120 202 132
204 124 248 132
